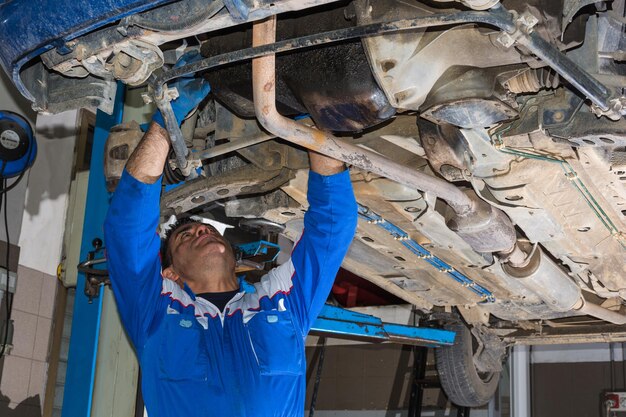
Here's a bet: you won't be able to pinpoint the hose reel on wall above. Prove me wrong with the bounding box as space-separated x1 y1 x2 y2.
0 110 35 358
0 111 37 179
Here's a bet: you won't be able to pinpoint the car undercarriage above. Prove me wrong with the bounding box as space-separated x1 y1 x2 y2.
5 0 626 407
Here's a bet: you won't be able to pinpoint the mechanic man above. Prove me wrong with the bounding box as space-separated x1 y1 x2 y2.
104 52 357 417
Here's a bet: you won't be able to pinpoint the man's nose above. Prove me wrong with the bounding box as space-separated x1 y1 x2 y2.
196 225 215 236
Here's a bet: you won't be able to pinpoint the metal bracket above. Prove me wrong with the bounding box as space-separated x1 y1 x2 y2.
591 97 626 121
471 325 506 373
496 10 539 48
77 238 110 303
110 40 164 86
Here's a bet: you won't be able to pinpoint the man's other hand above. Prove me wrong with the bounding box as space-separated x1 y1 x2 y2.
152 50 211 127
309 151 346 176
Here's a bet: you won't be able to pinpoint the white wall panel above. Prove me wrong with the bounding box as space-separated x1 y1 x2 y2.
18 110 78 275
531 343 623 363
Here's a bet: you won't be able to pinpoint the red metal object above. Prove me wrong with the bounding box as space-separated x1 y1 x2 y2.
332 269 405 308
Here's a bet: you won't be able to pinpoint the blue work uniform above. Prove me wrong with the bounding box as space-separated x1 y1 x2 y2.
104 168 357 417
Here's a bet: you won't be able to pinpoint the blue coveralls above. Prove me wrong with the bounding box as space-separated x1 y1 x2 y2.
104 168 357 417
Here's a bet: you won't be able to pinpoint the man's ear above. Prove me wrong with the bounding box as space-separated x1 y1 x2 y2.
162 267 184 289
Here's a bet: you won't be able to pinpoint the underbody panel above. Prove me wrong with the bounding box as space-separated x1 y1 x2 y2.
3 0 626 345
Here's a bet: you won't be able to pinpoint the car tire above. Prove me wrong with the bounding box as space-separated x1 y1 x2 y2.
435 322 500 407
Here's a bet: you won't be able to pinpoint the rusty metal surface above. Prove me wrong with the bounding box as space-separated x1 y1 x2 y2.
354 0 526 112
210 109 626 336
417 121 471 182
110 40 164 86
478 144 626 291
201 3 395 132
251 16 476 215
447 193 517 253
502 88 626 147
504 323 626 345
576 301 626 325
224 189 299 219
160 165 294 216
96 1 626 342
43 0 347 78
236 140 309 172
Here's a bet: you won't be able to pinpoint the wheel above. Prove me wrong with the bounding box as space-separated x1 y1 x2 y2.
435 322 500 407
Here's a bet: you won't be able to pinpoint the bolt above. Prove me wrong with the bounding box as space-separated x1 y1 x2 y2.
518 12 539 33
117 52 132 68
591 97 626 121
141 93 153 104
165 87 180 101
552 110 565 122
496 32 515 48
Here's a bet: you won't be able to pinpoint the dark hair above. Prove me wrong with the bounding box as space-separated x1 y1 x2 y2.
160 217 201 269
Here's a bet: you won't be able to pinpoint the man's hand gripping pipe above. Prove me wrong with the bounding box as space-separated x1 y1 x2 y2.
146 50 210 179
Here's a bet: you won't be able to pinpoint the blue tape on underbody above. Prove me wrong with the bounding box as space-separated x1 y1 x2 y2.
357 204 495 303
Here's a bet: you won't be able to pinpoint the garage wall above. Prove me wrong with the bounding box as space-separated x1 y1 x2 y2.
303 342 490 416
531 344 626 417
0 265 57 416
18 110 78 276
0 75 79 416
0 71 36 125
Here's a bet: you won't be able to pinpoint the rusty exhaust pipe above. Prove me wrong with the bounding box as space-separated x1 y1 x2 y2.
251 16 475 215
252 16 626 324
251 17 626 325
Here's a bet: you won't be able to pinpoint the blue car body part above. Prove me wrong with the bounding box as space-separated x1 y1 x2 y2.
0 0 166 100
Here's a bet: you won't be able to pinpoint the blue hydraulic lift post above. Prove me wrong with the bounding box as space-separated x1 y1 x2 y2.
62 84 125 417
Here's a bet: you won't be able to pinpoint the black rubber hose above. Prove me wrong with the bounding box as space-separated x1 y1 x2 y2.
128 0 224 32
308 337 326 417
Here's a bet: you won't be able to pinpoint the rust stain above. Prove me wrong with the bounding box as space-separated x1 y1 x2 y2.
262 105 270 115
311 129 327 147
263 81 274 92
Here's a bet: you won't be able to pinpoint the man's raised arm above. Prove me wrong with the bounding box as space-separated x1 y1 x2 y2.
308 150 346 177
125 123 170 184
104 50 210 346
103 122 170 346
260 150 358 334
